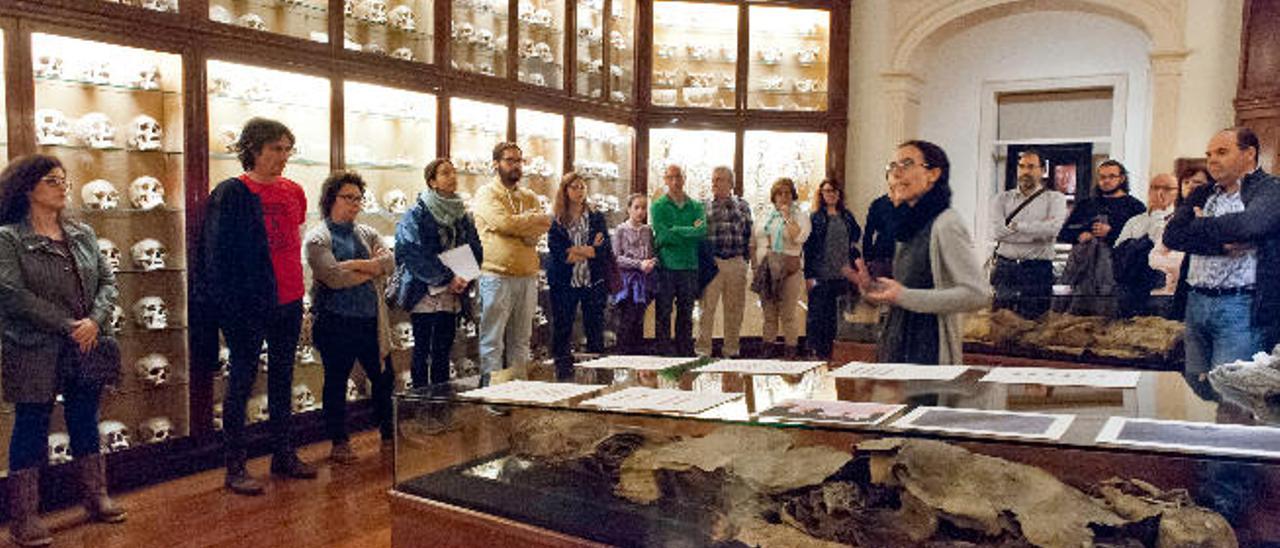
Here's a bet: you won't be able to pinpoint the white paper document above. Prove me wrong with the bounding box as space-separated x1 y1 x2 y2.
693 359 825 376
580 387 743 414
458 381 605 405
1095 417 1280 459
575 355 700 371
828 363 970 382
980 367 1140 389
439 245 481 281
891 406 1076 441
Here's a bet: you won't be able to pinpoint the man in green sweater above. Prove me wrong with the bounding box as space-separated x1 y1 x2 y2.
650 164 707 356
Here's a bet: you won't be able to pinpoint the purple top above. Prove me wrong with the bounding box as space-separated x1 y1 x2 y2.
612 220 655 304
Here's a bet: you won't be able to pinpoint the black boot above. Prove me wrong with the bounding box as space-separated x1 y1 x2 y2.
7 468 51 547
225 450 265 496
78 453 126 523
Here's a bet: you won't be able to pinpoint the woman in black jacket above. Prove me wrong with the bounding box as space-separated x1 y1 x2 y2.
547 172 611 380
803 177 862 360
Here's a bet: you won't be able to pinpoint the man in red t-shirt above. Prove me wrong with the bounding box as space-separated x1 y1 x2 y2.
197 117 316 496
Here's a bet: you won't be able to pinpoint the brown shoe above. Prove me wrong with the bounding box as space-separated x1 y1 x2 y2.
77 453 126 523
7 468 51 547
225 468 265 496
271 453 318 479
329 442 358 465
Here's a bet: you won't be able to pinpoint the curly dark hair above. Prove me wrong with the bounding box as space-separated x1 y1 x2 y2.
811 177 847 213
0 154 64 225
319 171 366 219
235 117 295 172
898 139 952 205
1097 159 1130 194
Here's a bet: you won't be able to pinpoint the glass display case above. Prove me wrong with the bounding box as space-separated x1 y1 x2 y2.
575 0 634 102
573 117 633 224
742 130 827 221
747 6 828 112
515 108 563 200
208 0 328 43
31 33 190 461
448 97 509 199
100 0 179 13
451 0 509 78
517 0 564 88
651 1 736 109
392 365 1279 547
647 128 733 201
344 0 433 63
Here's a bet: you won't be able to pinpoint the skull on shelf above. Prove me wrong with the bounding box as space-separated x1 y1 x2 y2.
128 115 163 151
355 0 388 23
135 353 171 388
382 189 408 214
212 403 224 431
346 378 364 402
394 321 414 350
453 22 474 42
79 60 112 85
81 180 121 208
361 190 381 213
48 433 73 465
398 370 413 392
34 108 71 146
365 42 387 55
139 417 174 445
258 341 270 373
296 343 317 364
131 62 161 90
238 13 268 31
132 296 168 330
529 73 546 86
131 238 168 271
34 54 64 79
457 358 477 377
388 5 416 31
391 47 414 61
97 421 131 454
248 394 270 424
343 0 353 17
75 112 117 149
609 30 627 51
97 238 121 273
292 384 318 413
533 8 552 27
141 0 178 12
209 5 234 24
474 29 495 51
129 176 166 210
217 346 231 378
109 305 125 333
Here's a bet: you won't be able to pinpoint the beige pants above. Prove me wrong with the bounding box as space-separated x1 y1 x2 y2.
761 268 804 347
697 257 748 356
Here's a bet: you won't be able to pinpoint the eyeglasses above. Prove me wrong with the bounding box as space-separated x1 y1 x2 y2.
499 157 525 165
337 193 364 203
1099 173 1124 181
885 158 929 174
40 176 68 188
820 188 839 194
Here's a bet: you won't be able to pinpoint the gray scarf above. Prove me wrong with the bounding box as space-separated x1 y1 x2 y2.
421 189 466 227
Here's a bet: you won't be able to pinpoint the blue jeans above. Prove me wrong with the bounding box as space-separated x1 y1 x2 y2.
10 378 101 471
1183 292 1262 390
477 273 538 375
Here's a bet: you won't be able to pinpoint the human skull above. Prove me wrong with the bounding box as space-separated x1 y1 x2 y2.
129 176 166 210
258 341 270 373
139 416 173 444
217 346 231 378
296 343 317 364
75 112 117 149
453 22 474 42
209 5 234 23
355 0 388 23
382 189 408 214
343 0 353 17
391 47 414 61
34 108 71 146
109 305 125 333
364 42 387 56
398 370 414 392
248 394 270 424
97 238 121 274
131 62 161 90
133 296 167 330
346 378 364 402
212 403 224 430
128 115 163 151
131 238 167 271
35 54 64 79
238 13 268 31
361 190 381 213
135 353 170 387
474 29 494 50
388 5 416 31
79 60 112 85
292 384 318 413
140 0 178 12
48 433 73 465
80 179 121 210
394 321 414 349
97 421 130 454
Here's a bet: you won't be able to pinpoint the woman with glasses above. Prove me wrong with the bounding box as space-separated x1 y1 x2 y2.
753 178 811 359
844 141 988 365
803 177 862 360
548 172 611 380
304 171 396 464
0 155 126 546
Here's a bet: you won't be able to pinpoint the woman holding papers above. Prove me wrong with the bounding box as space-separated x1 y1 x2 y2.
394 159 483 389
548 172 613 380
304 171 396 463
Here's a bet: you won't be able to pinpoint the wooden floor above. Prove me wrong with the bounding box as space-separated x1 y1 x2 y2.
18 431 393 548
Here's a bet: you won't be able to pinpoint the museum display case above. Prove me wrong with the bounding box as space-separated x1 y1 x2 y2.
451 0 509 78
646 128 733 201
517 0 564 89
650 1 736 109
747 6 828 112
448 97 510 199
392 361 1280 547
575 0 635 102
344 0 434 63
99 0 179 14
515 107 563 200
208 0 328 43
742 130 827 221
573 117 633 224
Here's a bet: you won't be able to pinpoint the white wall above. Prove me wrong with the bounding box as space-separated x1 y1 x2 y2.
916 10 1152 238
1176 0 1244 160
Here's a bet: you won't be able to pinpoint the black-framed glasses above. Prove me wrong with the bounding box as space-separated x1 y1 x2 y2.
337 193 364 203
40 175 68 188
885 158 928 173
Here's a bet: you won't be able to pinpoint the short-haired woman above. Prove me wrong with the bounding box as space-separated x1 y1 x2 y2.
0 155 126 545
753 178 811 358
304 171 396 464
548 172 611 379
803 178 862 360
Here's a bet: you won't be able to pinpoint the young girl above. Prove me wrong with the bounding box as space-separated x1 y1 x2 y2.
611 193 657 353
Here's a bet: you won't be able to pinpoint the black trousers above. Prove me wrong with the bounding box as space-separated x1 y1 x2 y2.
410 312 457 387
314 313 394 443
551 285 605 376
616 299 649 353
806 279 849 359
991 257 1053 320
9 378 101 471
222 300 302 457
654 268 698 356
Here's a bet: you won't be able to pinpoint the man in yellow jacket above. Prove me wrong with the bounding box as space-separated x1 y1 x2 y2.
473 142 552 384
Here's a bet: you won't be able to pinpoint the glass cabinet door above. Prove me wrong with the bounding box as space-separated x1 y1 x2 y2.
574 0 604 99
517 0 565 88
651 1 737 109
32 32 190 455
747 6 829 112
345 0 434 63
647 128 734 201
451 0 509 78
100 0 178 13
449 97 509 199
515 108 564 200
573 117 633 223
343 82 437 217
743 130 827 221
208 0 328 43
608 0 636 103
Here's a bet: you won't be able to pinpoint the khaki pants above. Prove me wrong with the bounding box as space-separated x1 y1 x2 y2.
761 268 804 347
696 257 747 356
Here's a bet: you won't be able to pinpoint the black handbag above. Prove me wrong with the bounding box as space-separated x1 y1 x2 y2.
64 336 123 386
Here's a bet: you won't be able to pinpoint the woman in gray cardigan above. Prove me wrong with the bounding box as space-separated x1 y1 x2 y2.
0 155 126 546
303 171 396 464
846 140 989 364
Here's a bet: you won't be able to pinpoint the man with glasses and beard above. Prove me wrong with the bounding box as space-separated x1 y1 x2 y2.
989 149 1066 319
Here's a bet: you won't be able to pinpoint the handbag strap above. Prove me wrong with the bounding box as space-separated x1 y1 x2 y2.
1004 187 1048 225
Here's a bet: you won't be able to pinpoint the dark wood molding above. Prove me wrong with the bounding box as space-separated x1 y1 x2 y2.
4 17 32 159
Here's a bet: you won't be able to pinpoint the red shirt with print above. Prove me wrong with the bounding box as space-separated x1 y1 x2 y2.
240 175 307 305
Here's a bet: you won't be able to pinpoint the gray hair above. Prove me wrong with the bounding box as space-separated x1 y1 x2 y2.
712 165 735 184
664 164 685 180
